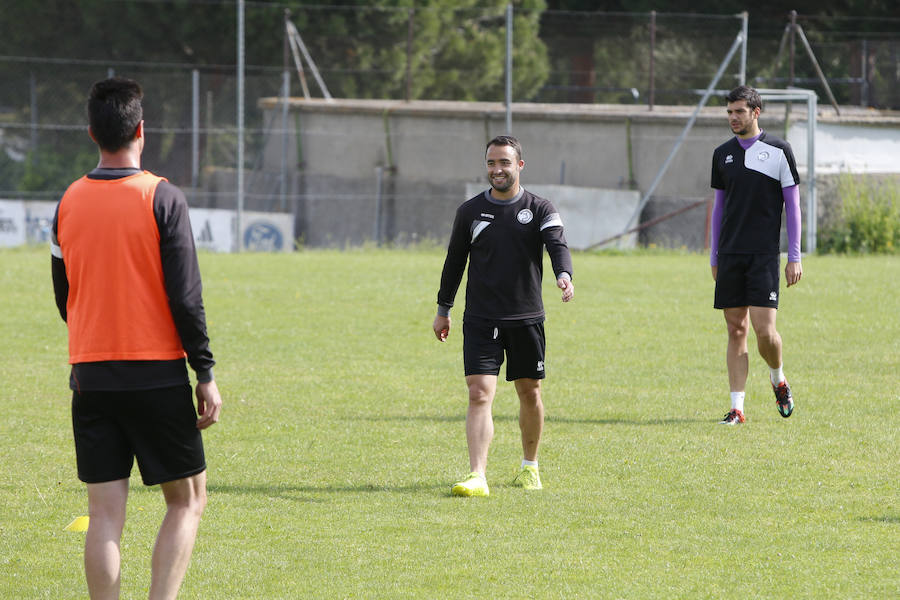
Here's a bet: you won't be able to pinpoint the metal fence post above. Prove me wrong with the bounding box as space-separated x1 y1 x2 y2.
29 72 38 159
406 8 414 102
236 0 245 252
807 92 817 253
192 69 200 190
740 11 748 85
374 166 384 246
281 10 291 210
648 11 656 110
505 3 513 134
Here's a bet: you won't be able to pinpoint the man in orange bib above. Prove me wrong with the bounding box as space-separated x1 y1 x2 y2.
51 77 222 599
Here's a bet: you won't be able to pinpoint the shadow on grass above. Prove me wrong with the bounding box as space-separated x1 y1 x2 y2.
856 515 900 524
550 416 710 426
345 414 709 426
207 480 445 501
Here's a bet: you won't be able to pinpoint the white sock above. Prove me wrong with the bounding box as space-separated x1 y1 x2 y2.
770 365 785 386
521 459 538 469
730 391 745 412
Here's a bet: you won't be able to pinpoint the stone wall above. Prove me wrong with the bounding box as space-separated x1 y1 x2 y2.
242 97 900 250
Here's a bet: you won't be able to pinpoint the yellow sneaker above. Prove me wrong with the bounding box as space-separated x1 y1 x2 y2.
451 472 489 497
512 465 542 490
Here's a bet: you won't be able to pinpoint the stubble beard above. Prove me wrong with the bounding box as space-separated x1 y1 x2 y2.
731 121 751 136
489 173 514 193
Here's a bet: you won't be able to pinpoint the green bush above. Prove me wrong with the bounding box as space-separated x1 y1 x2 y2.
818 173 900 254
19 147 96 194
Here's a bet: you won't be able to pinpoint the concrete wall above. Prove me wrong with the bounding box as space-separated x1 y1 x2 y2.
464 183 640 250
254 98 900 250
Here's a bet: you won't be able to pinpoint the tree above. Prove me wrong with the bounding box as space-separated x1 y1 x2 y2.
287 0 549 101
0 1 551 194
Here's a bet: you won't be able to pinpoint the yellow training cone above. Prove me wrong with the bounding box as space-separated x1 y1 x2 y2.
65 516 90 532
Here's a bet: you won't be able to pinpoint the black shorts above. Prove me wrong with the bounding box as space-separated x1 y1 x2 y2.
71 384 206 486
714 253 780 309
463 321 546 381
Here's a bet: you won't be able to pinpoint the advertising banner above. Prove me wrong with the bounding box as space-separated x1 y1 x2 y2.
189 209 294 252
0 201 294 253
26 201 58 244
0 200 27 247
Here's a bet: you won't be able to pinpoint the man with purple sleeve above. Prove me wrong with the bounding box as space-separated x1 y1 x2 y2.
709 85 802 425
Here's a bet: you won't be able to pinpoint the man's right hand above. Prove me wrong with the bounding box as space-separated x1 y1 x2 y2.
195 380 222 430
432 315 451 342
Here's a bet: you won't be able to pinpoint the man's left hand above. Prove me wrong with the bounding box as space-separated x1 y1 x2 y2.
785 261 802 287
558 277 574 302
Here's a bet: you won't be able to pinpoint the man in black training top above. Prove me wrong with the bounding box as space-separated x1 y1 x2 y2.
433 135 574 497
710 85 802 425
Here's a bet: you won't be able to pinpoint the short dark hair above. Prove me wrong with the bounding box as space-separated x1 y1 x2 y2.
726 85 762 112
87 77 143 152
486 135 523 161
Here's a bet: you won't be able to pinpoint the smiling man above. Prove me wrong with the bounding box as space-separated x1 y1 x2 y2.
433 135 574 496
709 85 802 425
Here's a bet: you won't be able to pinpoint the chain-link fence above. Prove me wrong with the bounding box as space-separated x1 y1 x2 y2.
1 3 898 246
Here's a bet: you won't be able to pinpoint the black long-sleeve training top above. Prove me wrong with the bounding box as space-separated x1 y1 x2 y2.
437 187 573 327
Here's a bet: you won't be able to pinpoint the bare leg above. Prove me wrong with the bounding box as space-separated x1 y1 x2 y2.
723 307 750 392
749 306 783 370
514 378 543 462
148 471 208 600
84 479 129 600
464 375 497 476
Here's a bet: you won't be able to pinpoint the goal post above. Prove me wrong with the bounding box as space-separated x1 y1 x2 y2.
757 88 818 254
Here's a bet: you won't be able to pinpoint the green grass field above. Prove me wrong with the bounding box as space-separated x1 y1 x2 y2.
1 247 897 599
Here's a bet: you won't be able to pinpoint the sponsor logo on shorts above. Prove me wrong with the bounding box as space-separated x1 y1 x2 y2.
537 360 544 371
517 209 533 224
725 154 733 164
769 291 778 301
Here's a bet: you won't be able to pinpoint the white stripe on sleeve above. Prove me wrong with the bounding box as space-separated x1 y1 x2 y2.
540 212 563 231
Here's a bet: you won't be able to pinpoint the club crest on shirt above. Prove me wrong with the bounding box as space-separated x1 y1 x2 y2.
758 151 770 161
516 209 533 224
725 154 733 164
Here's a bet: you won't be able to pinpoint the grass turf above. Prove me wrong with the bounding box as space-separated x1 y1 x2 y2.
0 247 897 598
